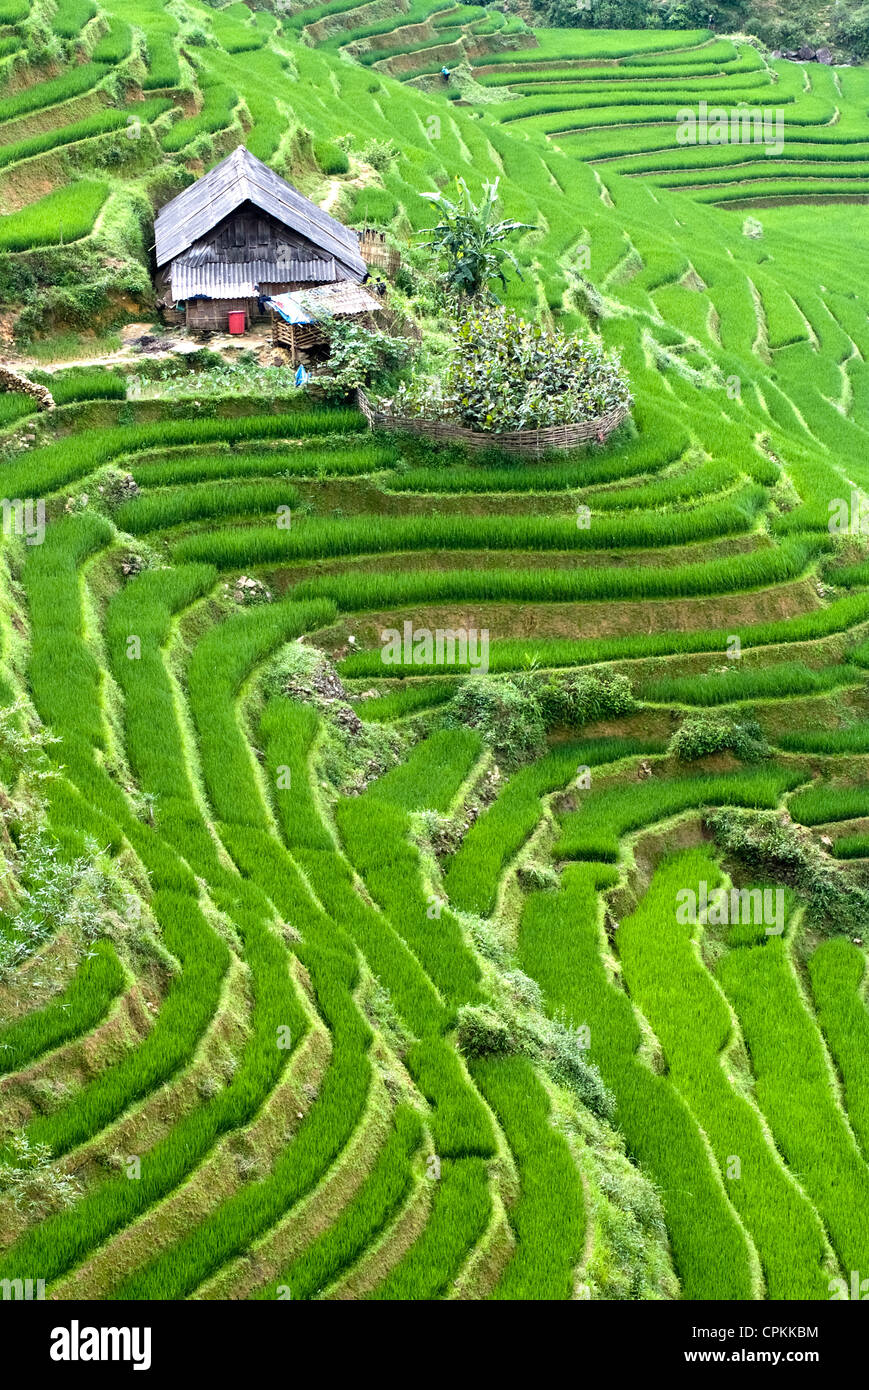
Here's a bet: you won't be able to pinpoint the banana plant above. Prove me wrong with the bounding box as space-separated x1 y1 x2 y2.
419 176 533 302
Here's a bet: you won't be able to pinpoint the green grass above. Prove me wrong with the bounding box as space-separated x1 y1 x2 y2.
113 947 373 1300
788 782 869 827
472 1055 586 1300
53 0 96 38
718 934 869 1277
340 592 869 678
160 79 238 152
0 408 361 504
0 392 33 427
92 17 133 61
30 365 126 403
4 2 869 1306
2 892 229 1160
351 681 456 722
210 1 266 54
251 1105 423 1299
832 834 869 859
808 937 869 1157
618 851 829 1298
188 599 336 829
116 478 301 532
776 724 869 754
293 535 821 612
0 62 109 123
642 661 863 707
0 941 126 1077
0 181 109 251
0 99 172 172
130 442 395 488
554 767 805 862
172 486 769 567
337 777 483 1006
446 738 664 917
361 726 481 812
386 435 686 494
367 1157 492 1300
107 562 218 805
518 862 754 1299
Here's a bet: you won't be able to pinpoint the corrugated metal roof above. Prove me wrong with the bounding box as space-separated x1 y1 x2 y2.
154 145 366 282
170 257 339 300
266 281 382 322
296 281 382 317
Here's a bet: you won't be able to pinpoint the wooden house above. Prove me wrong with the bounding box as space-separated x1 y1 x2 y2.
154 145 368 330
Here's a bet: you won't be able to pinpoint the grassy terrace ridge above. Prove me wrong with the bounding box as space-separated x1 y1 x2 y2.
1 0 869 1320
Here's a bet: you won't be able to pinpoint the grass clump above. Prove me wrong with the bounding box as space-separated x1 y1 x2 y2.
443 669 638 771
669 714 770 764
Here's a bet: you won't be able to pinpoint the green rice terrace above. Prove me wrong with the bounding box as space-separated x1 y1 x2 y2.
2 0 869 1314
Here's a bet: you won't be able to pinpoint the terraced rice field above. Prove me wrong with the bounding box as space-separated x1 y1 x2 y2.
2 0 869 1318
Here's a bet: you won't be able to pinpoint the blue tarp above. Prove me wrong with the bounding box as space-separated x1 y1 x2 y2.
266 293 315 325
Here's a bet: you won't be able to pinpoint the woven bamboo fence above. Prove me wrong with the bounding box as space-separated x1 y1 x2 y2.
357 389 628 457
358 228 400 277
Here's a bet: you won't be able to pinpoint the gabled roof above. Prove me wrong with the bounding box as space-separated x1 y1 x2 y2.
154 145 366 282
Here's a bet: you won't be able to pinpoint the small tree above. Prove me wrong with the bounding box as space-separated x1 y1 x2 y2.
420 176 532 302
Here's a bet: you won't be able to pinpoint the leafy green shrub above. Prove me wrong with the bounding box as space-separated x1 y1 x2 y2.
389 304 632 432
456 1003 514 1058
547 1020 615 1121
669 715 770 763
441 670 636 770
0 827 118 976
535 670 637 729
420 176 531 300
444 675 546 769
361 137 397 172
315 318 414 400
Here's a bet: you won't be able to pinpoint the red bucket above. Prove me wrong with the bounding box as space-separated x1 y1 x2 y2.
227 310 246 335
